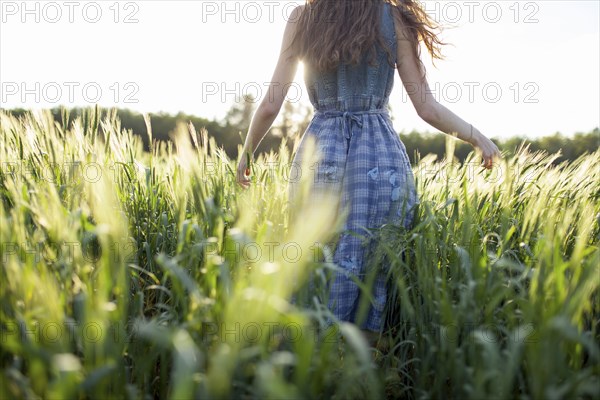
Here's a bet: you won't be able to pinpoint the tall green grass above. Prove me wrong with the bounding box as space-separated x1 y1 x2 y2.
0 108 598 399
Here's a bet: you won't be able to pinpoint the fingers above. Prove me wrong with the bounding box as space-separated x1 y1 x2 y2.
238 178 250 189
236 173 249 188
236 163 251 188
477 139 501 170
484 152 501 169
483 157 493 169
482 148 498 169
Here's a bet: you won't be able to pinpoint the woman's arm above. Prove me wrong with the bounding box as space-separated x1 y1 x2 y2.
236 6 303 188
392 15 501 169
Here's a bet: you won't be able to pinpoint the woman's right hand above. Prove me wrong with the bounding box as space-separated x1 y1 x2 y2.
471 130 501 169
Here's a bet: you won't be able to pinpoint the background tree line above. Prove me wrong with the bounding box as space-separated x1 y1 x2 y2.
4 101 598 165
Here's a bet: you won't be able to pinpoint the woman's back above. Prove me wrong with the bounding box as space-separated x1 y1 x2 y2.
304 2 397 112
288 1 419 333
238 0 500 337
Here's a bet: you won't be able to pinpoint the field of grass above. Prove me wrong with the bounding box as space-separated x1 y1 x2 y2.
1 107 598 399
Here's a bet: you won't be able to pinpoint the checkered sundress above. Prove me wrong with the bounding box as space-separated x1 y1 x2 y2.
288 2 419 332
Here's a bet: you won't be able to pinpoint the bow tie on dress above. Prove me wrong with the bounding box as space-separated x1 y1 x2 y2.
317 109 388 140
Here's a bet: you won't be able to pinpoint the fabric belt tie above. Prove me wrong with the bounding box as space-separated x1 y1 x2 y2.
316 109 389 140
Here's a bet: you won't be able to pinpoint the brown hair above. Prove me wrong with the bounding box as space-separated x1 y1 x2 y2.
289 0 445 74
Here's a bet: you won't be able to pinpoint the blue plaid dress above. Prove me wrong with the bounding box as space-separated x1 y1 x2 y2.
288 2 419 332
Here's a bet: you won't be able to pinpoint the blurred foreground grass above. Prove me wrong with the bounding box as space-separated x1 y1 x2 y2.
0 108 598 399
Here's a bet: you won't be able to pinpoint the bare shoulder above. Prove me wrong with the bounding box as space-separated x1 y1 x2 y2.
288 4 306 23
279 4 306 58
388 5 412 42
282 4 306 40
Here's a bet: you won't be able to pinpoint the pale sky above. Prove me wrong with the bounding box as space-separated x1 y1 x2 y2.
1 0 599 139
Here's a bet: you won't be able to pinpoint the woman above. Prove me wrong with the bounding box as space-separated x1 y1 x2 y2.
236 0 501 343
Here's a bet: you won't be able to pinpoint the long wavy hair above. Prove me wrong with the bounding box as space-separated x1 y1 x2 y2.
288 0 445 75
